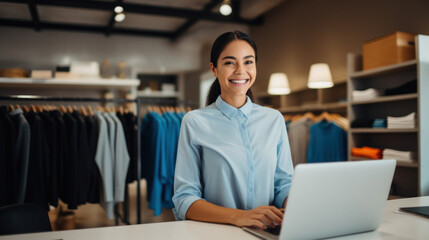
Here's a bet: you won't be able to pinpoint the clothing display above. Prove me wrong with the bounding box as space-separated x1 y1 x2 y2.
351 119 374 128
387 112 416 129
383 148 417 163
352 146 383 159
287 118 313 166
5 108 30 205
0 106 137 220
352 88 381 102
372 118 387 128
173 96 294 221
140 109 185 216
306 120 347 163
385 79 417 96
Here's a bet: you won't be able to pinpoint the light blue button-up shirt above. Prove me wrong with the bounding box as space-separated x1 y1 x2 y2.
172 96 294 220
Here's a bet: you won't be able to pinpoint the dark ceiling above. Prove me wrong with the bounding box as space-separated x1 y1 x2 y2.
0 0 270 41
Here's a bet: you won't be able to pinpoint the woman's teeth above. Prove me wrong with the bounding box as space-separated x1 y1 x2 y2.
230 79 248 84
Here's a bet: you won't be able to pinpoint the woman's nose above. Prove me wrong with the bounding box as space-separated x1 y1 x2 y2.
234 63 244 74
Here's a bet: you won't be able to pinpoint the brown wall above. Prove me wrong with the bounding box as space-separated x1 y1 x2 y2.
250 0 429 93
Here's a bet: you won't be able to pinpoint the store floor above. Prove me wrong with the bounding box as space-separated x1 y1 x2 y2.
70 180 175 230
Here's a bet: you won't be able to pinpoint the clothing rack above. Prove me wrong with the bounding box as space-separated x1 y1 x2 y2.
138 97 199 108
0 95 141 226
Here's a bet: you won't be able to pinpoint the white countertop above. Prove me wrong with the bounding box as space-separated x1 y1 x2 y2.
1 196 428 240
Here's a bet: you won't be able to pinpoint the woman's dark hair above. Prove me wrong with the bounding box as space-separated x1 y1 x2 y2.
206 30 257 106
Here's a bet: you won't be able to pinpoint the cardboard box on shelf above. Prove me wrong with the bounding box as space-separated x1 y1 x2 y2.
31 70 52 79
362 31 416 70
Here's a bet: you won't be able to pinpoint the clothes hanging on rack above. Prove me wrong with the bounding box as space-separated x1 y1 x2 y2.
285 112 348 165
3 107 30 205
140 108 186 216
306 120 347 163
0 105 137 221
287 118 313 166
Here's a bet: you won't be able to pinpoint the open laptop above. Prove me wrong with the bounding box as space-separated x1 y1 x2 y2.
243 159 396 240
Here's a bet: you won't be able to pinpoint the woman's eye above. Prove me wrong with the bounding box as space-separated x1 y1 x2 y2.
245 60 254 65
224 61 234 65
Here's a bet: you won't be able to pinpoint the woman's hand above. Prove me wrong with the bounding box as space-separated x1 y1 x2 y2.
230 206 284 229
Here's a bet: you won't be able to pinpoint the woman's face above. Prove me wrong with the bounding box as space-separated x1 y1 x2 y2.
210 39 256 105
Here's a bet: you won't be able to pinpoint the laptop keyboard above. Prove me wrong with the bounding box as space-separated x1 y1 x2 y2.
264 225 281 236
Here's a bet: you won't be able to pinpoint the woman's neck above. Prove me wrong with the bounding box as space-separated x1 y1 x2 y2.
220 94 247 108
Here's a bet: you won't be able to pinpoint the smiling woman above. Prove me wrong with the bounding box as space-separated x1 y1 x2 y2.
172 30 294 230
205 31 257 108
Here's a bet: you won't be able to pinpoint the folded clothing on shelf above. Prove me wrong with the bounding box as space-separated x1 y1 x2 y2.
372 118 387 128
385 79 417 96
387 112 416 129
351 119 374 128
352 88 381 102
352 146 383 159
351 118 386 128
383 148 417 162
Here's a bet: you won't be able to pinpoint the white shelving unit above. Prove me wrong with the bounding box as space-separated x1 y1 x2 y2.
347 35 429 197
0 77 140 99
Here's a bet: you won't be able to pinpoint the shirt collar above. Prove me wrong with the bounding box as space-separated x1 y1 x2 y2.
215 95 253 120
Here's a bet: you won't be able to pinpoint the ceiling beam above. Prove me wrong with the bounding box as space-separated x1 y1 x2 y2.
27 1 40 31
0 0 260 25
0 18 174 38
171 0 223 42
106 0 123 37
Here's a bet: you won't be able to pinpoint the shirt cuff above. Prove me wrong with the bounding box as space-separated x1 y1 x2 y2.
274 187 291 208
175 195 202 220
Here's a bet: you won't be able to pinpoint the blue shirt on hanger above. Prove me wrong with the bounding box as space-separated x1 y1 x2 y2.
141 112 167 216
172 96 294 221
306 120 347 163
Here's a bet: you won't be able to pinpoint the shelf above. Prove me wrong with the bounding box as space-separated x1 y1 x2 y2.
351 93 417 105
349 60 417 78
278 102 347 113
137 91 179 98
350 128 418 133
0 77 140 89
349 158 419 168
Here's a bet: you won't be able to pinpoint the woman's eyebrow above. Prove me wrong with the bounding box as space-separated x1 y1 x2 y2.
221 55 255 61
222 56 236 60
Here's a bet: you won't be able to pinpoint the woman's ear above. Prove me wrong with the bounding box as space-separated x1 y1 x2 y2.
210 62 217 77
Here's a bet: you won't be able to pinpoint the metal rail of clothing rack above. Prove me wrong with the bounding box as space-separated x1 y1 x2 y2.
0 95 142 226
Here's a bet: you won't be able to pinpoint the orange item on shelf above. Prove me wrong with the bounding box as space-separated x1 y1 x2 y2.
352 146 383 159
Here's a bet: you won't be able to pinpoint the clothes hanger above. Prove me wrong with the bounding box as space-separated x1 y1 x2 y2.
29 104 37 112
119 106 124 115
80 105 88 116
302 112 316 121
22 105 29 113
94 106 103 113
60 105 67 113
36 105 44 112
8 104 14 112
291 114 302 122
87 105 94 116
67 105 73 113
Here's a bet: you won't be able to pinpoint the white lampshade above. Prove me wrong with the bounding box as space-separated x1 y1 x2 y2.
308 63 334 89
268 73 291 95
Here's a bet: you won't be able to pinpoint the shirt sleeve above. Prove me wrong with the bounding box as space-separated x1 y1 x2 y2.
273 112 294 208
172 113 203 220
